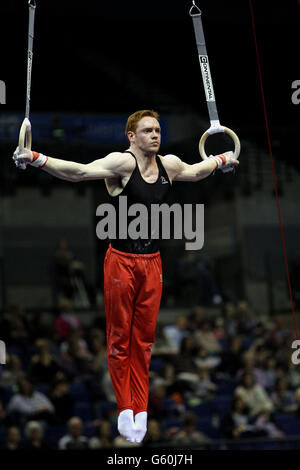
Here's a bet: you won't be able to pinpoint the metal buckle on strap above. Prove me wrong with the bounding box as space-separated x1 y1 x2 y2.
189 0 201 17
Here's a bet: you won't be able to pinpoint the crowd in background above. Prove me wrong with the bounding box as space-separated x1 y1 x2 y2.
0 297 298 450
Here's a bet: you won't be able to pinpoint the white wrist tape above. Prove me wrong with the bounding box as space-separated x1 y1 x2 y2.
30 153 48 168
209 154 226 169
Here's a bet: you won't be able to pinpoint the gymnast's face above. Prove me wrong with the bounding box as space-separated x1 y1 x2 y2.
129 117 161 155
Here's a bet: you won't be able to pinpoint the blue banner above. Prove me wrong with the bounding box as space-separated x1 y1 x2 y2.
0 112 169 144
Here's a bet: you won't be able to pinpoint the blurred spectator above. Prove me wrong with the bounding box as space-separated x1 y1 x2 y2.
169 411 210 445
163 316 189 354
217 336 244 377
214 316 227 342
60 330 92 381
187 306 205 332
89 420 113 449
31 312 56 341
247 336 269 361
0 303 31 348
221 302 238 338
88 329 106 377
175 336 198 374
143 419 162 447
236 352 268 389
178 363 217 407
287 361 300 390
87 328 108 400
235 300 257 335
1 426 22 450
151 324 175 355
253 410 285 439
153 363 185 415
267 315 291 352
271 377 297 413
55 298 82 340
259 357 279 392
157 362 176 390
7 376 55 426
49 372 74 425
148 381 168 421
24 420 51 450
29 338 61 385
101 369 117 403
0 353 23 387
194 320 222 354
235 372 273 417
193 346 221 370
274 342 292 371
221 397 266 439
175 370 200 407
58 416 89 450
194 366 217 401
60 328 90 356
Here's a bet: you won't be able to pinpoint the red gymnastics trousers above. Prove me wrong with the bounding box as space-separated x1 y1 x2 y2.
104 244 163 415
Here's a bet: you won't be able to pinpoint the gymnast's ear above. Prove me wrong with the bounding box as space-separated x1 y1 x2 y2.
127 131 135 143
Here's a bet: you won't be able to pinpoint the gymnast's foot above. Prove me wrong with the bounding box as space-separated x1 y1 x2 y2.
118 409 136 443
134 411 147 443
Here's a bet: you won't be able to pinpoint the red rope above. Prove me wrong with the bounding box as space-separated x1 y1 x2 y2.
248 0 298 339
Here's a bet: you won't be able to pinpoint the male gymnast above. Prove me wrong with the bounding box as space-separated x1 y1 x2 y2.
13 109 239 443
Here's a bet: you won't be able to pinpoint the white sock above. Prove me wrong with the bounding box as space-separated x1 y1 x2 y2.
134 411 147 443
118 409 136 443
